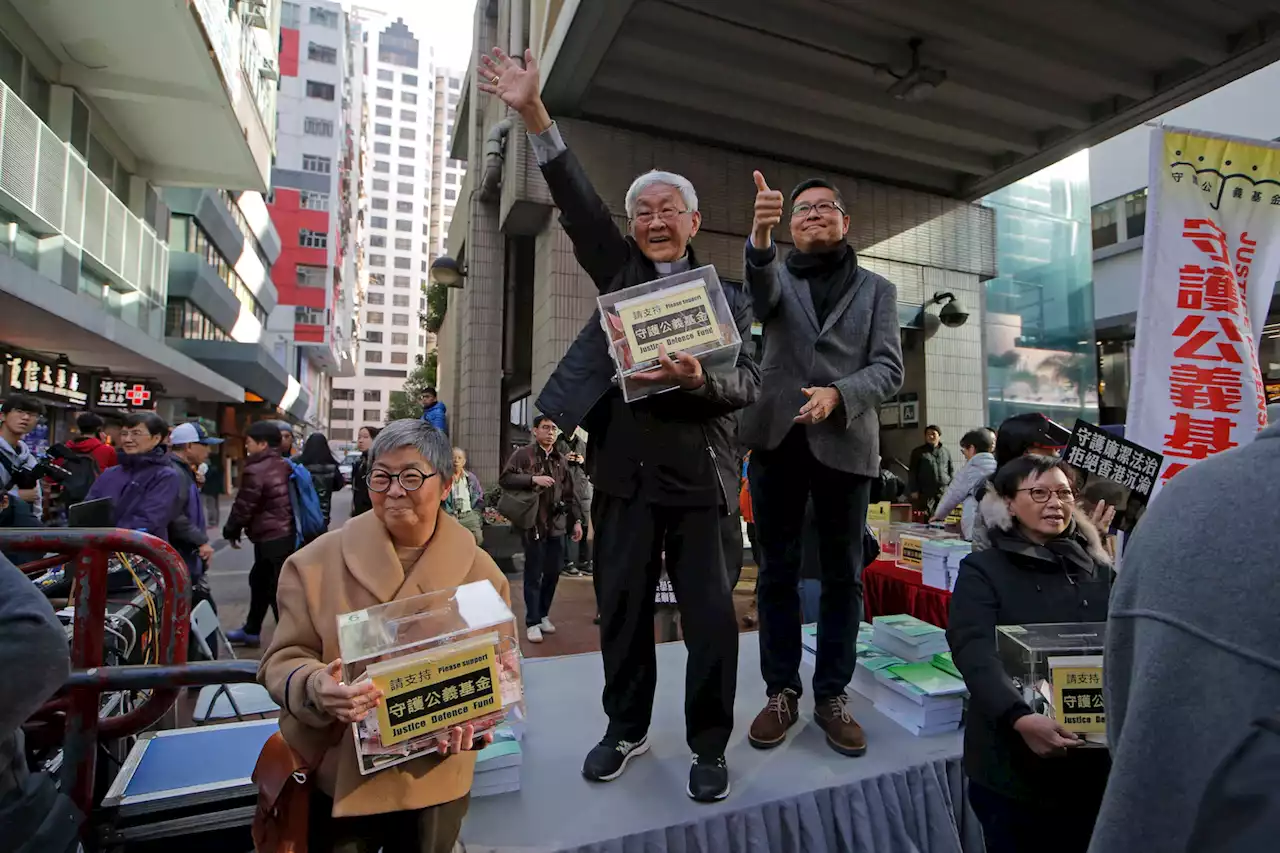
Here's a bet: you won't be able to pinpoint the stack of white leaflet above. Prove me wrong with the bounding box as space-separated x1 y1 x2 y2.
871 614 950 662
471 722 523 798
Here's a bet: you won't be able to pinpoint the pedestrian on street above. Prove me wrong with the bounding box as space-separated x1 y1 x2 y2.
86 413 184 542
742 170 903 760
166 422 223 614
0 394 46 519
444 446 485 545
499 416 582 644
931 428 997 540
481 46 758 802
299 432 345 529
65 411 119 471
223 421 295 647
420 386 449 435
557 428 592 576
908 425 954 517
350 425 381 517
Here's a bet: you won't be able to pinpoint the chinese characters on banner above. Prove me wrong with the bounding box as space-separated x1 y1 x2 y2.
92 378 156 411
1125 128 1280 499
1051 663 1106 734
1063 420 1164 532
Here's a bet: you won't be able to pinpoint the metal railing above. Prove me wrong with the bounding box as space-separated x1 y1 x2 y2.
0 80 169 308
3 529 258 837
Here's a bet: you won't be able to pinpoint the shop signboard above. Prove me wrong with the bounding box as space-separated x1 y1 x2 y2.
3 351 89 407
93 378 157 411
1126 127 1280 498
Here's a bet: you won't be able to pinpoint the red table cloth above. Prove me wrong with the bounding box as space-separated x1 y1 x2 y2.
862 558 952 629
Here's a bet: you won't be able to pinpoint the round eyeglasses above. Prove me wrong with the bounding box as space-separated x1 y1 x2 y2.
367 468 439 493
1018 487 1076 504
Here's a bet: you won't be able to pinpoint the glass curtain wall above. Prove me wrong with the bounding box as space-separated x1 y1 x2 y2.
982 151 1100 427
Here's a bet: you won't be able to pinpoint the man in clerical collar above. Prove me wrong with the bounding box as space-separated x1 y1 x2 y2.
479 46 760 803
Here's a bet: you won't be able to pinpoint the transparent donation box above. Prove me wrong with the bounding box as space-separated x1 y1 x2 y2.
338 581 523 775
597 265 742 402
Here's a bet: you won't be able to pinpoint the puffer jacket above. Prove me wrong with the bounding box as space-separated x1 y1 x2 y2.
947 491 1113 805
532 144 759 512
303 462 345 527
85 447 182 541
224 449 294 545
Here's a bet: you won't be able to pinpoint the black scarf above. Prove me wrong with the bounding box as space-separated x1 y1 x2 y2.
785 241 857 325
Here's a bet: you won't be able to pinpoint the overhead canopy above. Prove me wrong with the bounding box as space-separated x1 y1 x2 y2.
538 0 1280 199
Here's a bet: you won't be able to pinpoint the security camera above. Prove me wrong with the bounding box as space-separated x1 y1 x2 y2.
939 301 969 328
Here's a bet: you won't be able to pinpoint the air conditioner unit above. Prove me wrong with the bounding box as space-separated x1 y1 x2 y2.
243 0 269 28
260 57 279 81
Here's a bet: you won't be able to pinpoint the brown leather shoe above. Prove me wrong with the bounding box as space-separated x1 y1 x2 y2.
813 695 868 757
748 689 799 749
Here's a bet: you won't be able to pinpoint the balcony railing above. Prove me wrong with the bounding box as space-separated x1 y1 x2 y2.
0 80 168 308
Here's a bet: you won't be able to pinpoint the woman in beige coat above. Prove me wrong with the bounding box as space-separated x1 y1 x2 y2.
259 418 512 853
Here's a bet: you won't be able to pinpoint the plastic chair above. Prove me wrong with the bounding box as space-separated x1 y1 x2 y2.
190 600 280 723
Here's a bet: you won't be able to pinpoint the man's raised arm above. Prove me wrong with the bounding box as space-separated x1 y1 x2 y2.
479 48 628 291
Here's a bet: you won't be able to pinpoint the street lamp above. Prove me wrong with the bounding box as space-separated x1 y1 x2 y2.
429 256 467 288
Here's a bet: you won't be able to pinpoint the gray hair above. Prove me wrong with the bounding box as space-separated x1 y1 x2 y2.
370 419 453 477
624 170 698 219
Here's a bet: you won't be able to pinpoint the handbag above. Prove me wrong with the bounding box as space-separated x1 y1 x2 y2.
497 487 539 530
251 731 315 853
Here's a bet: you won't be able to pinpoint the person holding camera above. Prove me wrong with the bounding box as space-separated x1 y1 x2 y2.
0 394 48 519
499 415 582 644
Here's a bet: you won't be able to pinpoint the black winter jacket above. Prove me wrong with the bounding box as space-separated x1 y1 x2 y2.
351 453 373 517
303 462 344 527
533 145 759 512
224 449 295 545
947 492 1113 804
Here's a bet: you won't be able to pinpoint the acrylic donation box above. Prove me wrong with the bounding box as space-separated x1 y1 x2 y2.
997 622 1107 741
338 581 524 775
597 265 741 402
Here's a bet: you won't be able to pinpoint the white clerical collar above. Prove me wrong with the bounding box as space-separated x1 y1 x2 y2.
654 255 691 275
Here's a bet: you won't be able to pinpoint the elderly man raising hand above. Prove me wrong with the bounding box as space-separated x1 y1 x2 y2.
742 170 903 760
479 47 759 803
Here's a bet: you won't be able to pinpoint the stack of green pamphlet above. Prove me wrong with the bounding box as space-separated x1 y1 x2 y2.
932 652 961 679
874 662 967 736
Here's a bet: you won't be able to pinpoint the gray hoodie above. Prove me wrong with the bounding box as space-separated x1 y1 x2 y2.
1089 424 1280 853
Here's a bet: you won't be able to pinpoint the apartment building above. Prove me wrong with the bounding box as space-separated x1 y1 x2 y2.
329 17 461 442
0 0 280 445
264 0 362 432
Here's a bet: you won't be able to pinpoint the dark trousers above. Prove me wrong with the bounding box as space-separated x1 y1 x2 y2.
968 783 1098 853
564 529 592 567
592 493 738 757
308 789 469 853
522 531 564 626
244 536 294 634
750 427 872 700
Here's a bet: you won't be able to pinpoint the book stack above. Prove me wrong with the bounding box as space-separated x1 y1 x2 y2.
922 540 971 592
801 623 818 669
874 661 967 736
471 720 523 798
871 614 950 662
851 643 908 701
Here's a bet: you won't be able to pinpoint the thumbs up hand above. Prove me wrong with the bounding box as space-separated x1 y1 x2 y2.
751 171 785 250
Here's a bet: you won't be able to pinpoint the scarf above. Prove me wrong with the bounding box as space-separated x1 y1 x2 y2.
785 241 858 325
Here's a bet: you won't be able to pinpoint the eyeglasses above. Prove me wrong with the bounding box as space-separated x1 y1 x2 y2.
1018 487 1076 504
367 468 439 493
120 429 153 440
632 208 690 225
791 201 846 219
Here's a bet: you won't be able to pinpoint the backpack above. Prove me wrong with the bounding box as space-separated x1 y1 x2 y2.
49 444 100 506
286 460 326 547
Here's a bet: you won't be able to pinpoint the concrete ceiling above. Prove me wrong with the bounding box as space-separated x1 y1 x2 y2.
539 0 1280 199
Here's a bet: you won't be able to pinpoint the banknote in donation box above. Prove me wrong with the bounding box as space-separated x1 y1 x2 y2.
337 580 524 775
597 265 741 402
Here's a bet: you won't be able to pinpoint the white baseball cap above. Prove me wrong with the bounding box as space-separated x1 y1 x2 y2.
170 422 224 445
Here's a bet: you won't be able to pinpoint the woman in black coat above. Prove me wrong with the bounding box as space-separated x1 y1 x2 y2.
299 433 345 528
946 454 1113 853
349 425 380 517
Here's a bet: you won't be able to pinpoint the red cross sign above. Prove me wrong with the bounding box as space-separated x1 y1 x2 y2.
125 384 152 407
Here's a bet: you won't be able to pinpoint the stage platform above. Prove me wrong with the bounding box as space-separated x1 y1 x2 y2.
461 633 983 853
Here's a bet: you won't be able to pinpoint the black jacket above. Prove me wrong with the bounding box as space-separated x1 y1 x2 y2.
533 145 759 512
351 453 373 517
303 462 344 527
947 492 1113 804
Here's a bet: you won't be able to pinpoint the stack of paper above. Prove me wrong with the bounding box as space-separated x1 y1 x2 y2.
872 614 950 662
947 542 971 592
851 643 908 701
472 722 523 798
802 622 874 670
931 652 961 679
921 540 972 591
874 662 967 736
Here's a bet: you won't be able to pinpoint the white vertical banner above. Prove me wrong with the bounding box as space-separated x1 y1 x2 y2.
1127 126 1280 498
